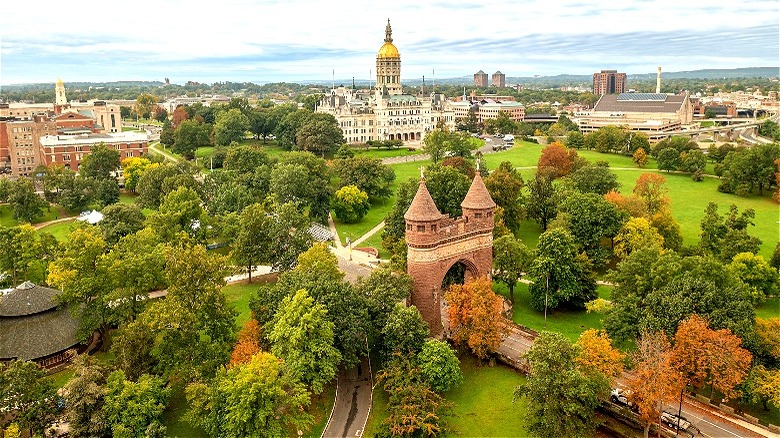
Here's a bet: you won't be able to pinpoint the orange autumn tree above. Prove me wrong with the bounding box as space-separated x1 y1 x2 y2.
445 276 507 360
626 330 684 438
229 319 262 367
537 141 577 179
575 329 625 383
604 190 649 218
633 173 669 215
672 315 752 401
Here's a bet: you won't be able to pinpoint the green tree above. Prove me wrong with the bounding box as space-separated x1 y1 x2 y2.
357 268 413 346
656 147 681 172
0 224 55 286
80 143 121 181
295 114 344 157
136 162 200 209
378 352 451 437
7 177 47 223
173 119 211 159
62 356 110 438
145 186 204 242
121 157 152 193
232 201 312 274
275 108 313 150
333 156 395 199
214 108 250 146
699 202 761 261
424 164 471 218
0 360 59 435
47 226 112 340
56 171 94 212
529 228 597 312
484 161 524 229
613 217 664 259
728 252 779 304
104 370 169 438
526 171 557 231
136 243 235 380
331 185 370 223
492 234 532 303
98 203 145 245
557 191 626 267
268 289 341 393
566 130 585 149
134 93 158 119
567 161 620 195
382 304 430 358
186 352 313 438
417 339 463 393
514 332 607 438
270 152 332 223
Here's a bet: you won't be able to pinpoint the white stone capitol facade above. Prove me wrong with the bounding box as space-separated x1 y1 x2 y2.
316 20 456 144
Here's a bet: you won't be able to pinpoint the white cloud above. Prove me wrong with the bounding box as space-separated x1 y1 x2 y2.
1 0 777 83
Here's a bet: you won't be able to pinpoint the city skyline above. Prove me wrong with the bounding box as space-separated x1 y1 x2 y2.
1 0 778 85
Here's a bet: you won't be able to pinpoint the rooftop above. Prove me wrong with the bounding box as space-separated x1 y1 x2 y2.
40 131 148 146
461 173 497 210
593 93 687 114
405 178 443 222
0 282 62 317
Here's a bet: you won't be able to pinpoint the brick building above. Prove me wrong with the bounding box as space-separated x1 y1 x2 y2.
592 70 627 95
492 71 506 87
474 70 489 87
0 116 56 177
40 132 148 170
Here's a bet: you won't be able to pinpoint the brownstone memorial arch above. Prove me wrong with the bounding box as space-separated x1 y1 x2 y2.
404 172 496 334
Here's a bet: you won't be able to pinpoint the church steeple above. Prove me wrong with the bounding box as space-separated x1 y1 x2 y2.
385 18 393 43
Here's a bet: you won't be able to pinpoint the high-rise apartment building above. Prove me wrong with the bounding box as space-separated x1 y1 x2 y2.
474 70 489 87
592 70 627 95
491 71 505 87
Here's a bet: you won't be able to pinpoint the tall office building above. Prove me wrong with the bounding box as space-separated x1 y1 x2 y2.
474 70 489 87
491 71 505 87
592 70 627 95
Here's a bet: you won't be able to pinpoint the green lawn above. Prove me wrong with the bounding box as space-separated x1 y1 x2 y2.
352 147 422 159
755 297 779 320
495 282 611 342
357 231 388 259
38 219 79 241
611 170 778 259
364 354 529 436
0 204 68 227
332 159 432 245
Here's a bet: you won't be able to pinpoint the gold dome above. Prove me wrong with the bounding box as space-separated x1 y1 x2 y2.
378 42 400 58
56 78 63 85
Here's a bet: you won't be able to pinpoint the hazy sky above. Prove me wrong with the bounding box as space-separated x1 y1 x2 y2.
1 0 778 85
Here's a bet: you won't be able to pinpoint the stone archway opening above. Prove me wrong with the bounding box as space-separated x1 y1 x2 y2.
441 259 479 291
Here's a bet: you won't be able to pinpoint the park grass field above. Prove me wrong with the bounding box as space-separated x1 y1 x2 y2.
495 282 612 342
38 219 79 241
610 170 778 259
0 204 67 227
352 147 422 159
364 354 529 437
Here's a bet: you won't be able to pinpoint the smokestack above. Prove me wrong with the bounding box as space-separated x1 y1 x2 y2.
656 66 662 94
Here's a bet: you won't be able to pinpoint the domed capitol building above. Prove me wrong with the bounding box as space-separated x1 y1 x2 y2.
316 20 458 144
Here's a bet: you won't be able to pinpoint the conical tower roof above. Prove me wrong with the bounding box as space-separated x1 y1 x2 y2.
404 178 443 221
461 173 496 210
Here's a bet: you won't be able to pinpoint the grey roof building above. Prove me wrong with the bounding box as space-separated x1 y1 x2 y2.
0 282 81 365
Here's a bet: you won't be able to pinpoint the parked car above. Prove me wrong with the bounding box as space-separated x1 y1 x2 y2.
610 388 637 411
661 410 700 436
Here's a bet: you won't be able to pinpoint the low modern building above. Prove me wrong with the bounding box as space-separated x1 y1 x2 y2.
577 92 693 141
449 98 525 123
0 282 84 368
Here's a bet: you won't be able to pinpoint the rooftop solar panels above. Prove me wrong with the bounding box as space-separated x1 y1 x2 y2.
617 93 668 101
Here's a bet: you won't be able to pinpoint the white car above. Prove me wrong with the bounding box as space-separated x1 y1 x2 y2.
610 388 636 411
